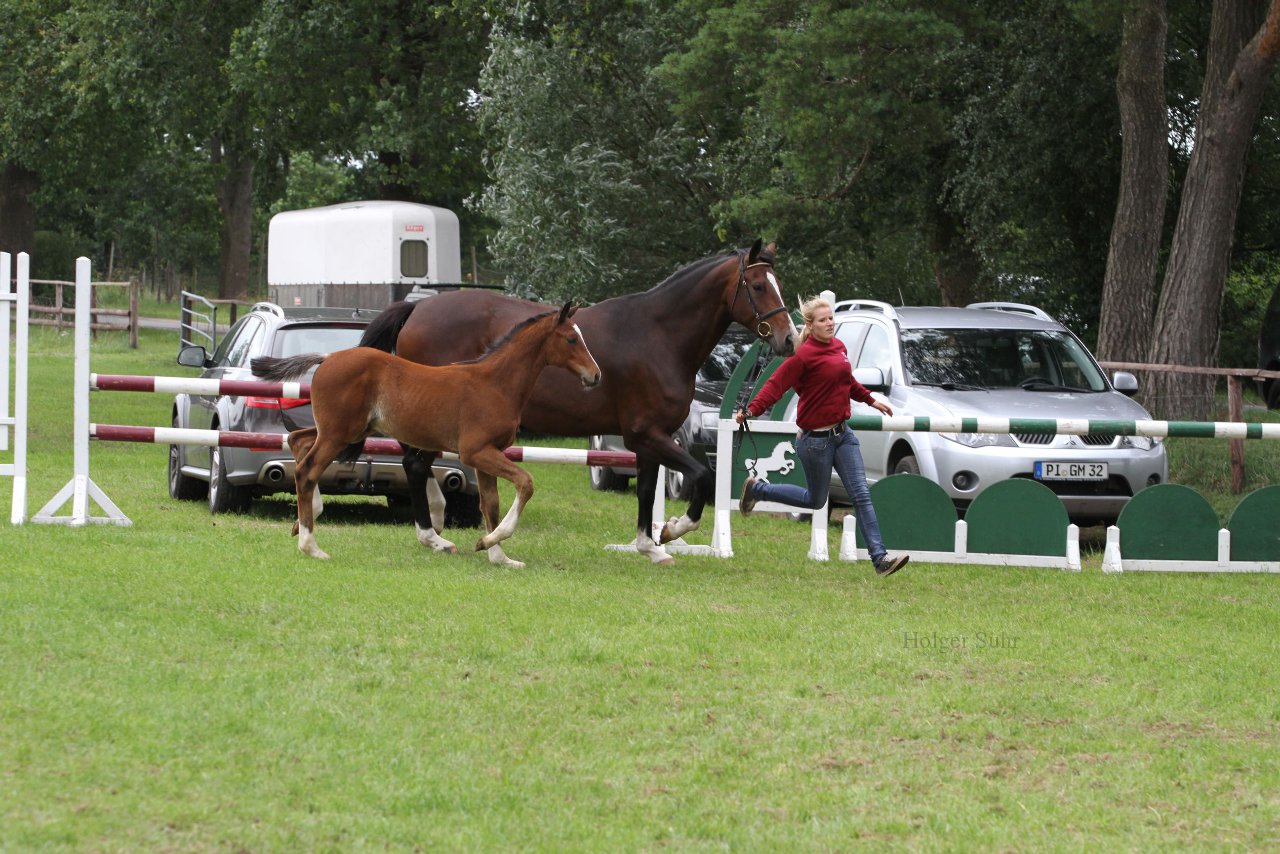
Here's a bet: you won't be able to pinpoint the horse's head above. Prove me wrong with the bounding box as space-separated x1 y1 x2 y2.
727 239 797 356
547 302 602 389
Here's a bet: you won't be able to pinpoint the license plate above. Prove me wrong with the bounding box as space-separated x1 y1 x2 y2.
1035 461 1108 481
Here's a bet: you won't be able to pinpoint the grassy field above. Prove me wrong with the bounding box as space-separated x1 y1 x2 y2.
2 325 1280 851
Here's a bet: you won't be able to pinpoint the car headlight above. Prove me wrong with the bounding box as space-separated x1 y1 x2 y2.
939 431 1017 448
699 411 720 434
1120 435 1161 451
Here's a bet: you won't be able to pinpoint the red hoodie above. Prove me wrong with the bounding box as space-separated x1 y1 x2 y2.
746 335 875 430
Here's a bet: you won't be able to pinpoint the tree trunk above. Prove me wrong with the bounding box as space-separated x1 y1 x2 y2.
0 162 38 256
929 206 981 307
376 150 416 202
1146 0 1280 420
1097 0 1168 366
216 147 255 301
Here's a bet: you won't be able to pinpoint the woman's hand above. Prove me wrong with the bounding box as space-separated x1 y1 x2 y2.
871 399 894 417
734 408 749 424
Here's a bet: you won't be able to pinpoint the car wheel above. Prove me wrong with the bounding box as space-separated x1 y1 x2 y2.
588 435 629 492
168 415 206 501
893 454 921 476
208 442 252 514
666 431 695 501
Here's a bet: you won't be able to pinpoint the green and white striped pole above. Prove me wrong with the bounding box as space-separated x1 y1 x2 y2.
846 415 1280 440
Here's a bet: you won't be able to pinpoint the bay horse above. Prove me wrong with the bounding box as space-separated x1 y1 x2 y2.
358 240 796 564
251 303 601 565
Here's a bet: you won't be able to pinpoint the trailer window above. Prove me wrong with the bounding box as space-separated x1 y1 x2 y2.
401 240 428 278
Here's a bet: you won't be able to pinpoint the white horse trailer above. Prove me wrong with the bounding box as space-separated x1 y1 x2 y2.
267 201 462 310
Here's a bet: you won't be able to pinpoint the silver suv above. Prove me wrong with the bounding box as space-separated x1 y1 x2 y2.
789 301 1167 524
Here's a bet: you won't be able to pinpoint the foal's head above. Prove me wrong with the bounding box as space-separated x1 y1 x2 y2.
544 302 602 389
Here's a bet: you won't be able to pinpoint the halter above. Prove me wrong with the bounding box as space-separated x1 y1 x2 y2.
731 252 789 339
732 250 788 338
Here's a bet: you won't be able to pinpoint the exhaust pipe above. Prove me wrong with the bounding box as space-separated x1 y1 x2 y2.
440 471 465 493
264 463 286 484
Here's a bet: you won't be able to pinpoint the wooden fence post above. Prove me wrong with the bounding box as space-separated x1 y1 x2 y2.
1228 376 1244 494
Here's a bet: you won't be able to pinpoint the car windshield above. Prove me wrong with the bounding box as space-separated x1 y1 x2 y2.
274 324 367 358
699 331 758 383
901 328 1107 392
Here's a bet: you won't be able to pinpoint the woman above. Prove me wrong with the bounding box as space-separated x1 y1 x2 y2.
735 296 909 577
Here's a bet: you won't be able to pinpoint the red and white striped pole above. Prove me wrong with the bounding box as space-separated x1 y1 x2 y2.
87 422 639 467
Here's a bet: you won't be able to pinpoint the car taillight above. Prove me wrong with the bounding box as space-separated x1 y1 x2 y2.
245 396 310 410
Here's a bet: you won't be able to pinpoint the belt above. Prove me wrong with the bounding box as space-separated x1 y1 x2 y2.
805 425 844 438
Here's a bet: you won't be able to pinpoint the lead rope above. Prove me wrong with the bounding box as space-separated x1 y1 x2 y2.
733 344 771 466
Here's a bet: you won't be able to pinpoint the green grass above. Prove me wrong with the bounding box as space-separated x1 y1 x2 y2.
2 326 1280 851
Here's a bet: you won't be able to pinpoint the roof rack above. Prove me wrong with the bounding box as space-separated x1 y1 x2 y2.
250 301 286 318
833 299 899 321
965 301 1055 322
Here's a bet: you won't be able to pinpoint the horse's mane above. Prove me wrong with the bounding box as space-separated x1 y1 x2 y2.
610 245 773 306
458 308 558 364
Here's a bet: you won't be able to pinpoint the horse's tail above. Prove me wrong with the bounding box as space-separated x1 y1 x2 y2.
251 353 327 381
335 440 368 464
359 301 416 353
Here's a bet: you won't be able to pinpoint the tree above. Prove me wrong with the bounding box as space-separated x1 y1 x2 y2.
1097 0 1169 365
1146 0 1280 419
662 0 964 305
239 0 493 250
477 0 719 303
0 1 148 264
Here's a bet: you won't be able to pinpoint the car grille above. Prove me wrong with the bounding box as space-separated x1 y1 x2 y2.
1013 433 1116 446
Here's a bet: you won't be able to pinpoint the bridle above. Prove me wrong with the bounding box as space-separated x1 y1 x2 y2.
730 252 789 339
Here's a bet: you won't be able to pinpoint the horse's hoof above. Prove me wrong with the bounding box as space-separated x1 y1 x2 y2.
659 515 698 544
474 538 487 552
291 521 299 537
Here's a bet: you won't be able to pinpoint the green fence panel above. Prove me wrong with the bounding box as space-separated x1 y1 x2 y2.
856 474 957 553
1116 483 1218 561
1227 485 1280 562
720 341 767 420
965 479 1070 557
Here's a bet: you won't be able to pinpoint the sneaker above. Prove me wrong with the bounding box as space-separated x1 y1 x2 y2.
739 477 758 516
874 554 910 577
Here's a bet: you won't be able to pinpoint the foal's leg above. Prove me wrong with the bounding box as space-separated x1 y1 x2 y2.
292 432 347 560
286 428 323 537
474 470 524 568
466 447 534 566
402 448 456 553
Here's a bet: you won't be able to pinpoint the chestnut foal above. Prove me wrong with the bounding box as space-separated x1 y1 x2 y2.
252 303 600 565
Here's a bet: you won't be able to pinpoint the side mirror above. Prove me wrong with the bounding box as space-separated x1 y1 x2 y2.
1112 370 1139 397
177 345 209 369
854 366 888 392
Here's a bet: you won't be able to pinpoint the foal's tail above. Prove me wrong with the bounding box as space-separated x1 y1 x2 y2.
358 300 416 353
251 353 327 382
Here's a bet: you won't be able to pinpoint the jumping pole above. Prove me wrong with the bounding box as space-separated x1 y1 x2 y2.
1 251 31 524
32 257 129 526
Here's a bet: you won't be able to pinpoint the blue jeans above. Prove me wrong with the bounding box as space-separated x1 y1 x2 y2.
750 426 888 563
